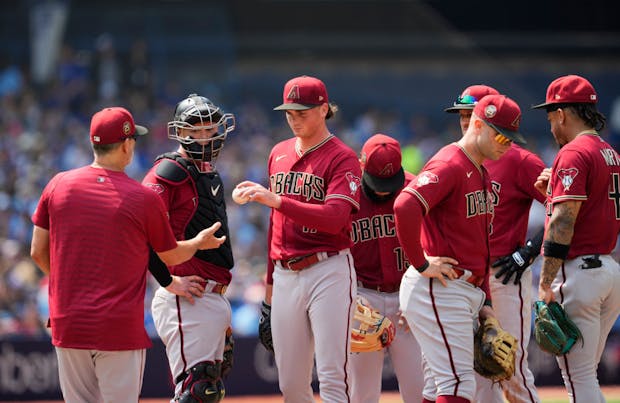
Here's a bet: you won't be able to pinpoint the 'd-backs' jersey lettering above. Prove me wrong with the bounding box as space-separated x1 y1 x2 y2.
350 171 414 288
268 136 361 260
403 143 493 275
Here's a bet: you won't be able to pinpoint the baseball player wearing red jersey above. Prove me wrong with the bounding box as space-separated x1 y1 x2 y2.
142 94 236 402
235 75 361 402
533 75 620 402
30 107 225 403
446 85 544 403
349 134 423 402
395 94 524 403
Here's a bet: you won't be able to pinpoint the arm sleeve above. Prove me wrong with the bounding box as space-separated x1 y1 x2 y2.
520 153 547 204
266 214 275 285
529 227 545 255
278 197 353 234
148 248 173 287
394 190 428 269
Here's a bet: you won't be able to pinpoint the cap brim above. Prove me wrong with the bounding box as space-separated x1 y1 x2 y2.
135 125 148 136
487 122 527 145
531 101 552 110
363 168 405 194
444 104 475 113
273 103 319 111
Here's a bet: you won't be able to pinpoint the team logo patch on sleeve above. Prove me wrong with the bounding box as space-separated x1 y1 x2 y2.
145 183 166 194
556 168 578 191
346 172 361 195
416 171 439 186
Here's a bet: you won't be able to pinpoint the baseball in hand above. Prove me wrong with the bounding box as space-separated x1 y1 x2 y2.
232 187 249 205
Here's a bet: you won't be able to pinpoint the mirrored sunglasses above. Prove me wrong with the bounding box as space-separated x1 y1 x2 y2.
456 94 478 105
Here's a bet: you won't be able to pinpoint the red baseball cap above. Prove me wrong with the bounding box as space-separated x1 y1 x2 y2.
532 75 597 109
474 95 526 145
444 84 500 113
273 76 329 111
360 134 405 193
90 107 148 145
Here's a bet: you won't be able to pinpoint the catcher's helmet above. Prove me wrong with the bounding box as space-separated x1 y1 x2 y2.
168 94 235 171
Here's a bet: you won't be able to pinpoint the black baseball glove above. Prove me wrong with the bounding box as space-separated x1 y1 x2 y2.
493 229 544 285
258 301 274 353
221 326 234 378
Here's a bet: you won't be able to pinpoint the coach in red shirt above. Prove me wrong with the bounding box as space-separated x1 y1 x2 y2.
30 107 225 403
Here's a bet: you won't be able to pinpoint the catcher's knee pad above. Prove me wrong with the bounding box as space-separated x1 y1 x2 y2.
177 361 225 403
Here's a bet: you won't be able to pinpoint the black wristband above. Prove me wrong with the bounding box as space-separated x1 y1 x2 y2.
542 240 570 260
416 260 430 273
484 299 493 307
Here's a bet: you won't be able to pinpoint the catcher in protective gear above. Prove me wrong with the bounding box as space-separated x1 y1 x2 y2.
350 297 395 353
474 316 517 382
533 300 583 356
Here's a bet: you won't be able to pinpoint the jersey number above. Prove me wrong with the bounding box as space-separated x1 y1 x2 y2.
393 247 410 272
609 173 620 219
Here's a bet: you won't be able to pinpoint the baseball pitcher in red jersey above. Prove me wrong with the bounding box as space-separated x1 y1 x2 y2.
142 94 236 402
349 133 423 402
234 76 361 402
533 74 620 402
394 95 523 403
30 107 226 403
446 85 544 403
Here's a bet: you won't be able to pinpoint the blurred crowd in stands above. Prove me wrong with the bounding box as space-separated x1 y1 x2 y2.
1 35 618 340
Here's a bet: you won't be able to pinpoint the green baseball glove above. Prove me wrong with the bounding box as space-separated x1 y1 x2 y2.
533 301 583 355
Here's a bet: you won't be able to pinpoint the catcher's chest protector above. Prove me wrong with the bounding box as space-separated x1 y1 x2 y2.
156 153 234 269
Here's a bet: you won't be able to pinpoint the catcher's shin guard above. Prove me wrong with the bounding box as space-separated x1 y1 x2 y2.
176 361 225 403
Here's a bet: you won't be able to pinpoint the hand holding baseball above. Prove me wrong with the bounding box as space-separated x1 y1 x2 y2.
233 181 282 208
232 185 250 205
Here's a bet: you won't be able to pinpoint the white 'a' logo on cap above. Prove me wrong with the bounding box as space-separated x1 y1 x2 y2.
484 105 497 118
287 85 300 101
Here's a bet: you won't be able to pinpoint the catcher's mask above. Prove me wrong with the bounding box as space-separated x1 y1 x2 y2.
350 297 395 353
168 94 235 172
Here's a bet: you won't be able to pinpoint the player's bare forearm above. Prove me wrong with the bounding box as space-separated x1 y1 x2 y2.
30 226 51 274
478 305 496 322
539 200 580 297
539 256 563 291
264 283 273 305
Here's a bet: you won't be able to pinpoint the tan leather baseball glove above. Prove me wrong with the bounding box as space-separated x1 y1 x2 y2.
350 297 396 353
474 317 517 381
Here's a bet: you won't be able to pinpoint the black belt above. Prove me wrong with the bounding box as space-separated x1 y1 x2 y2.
357 281 399 294
277 251 339 271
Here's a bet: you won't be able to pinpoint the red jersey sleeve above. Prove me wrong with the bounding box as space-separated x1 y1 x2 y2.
142 189 178 253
